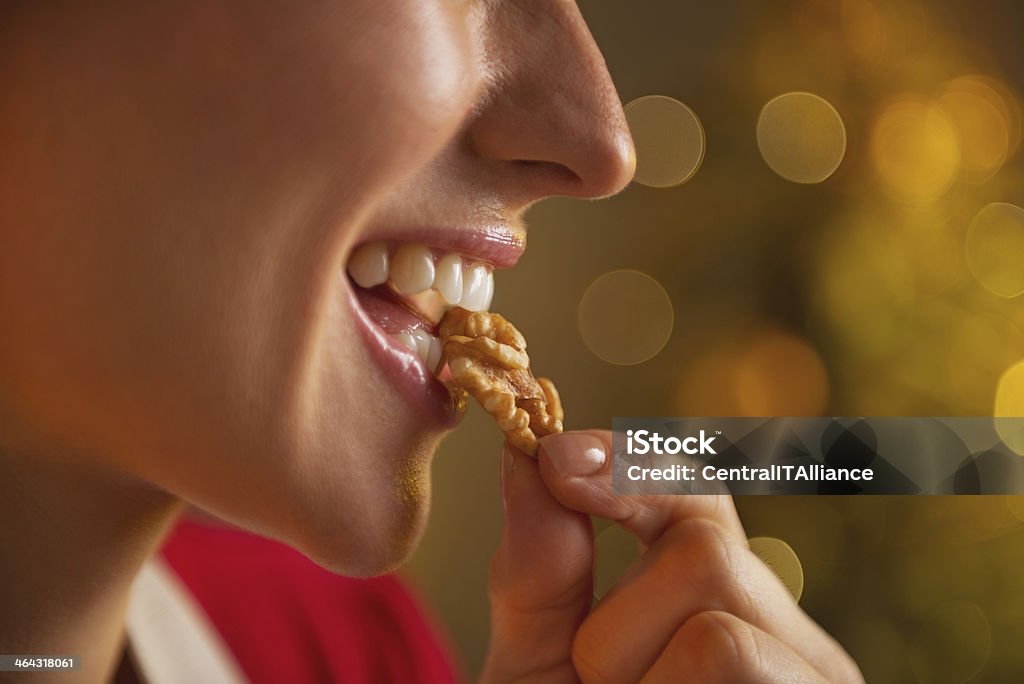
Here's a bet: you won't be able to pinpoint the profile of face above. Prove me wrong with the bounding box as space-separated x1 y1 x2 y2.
0 1 634 575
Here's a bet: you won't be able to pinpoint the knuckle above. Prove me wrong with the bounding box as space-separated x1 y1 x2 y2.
673 517 733 568
682 610 765 676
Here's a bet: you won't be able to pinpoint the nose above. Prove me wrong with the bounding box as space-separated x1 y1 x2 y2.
467 2 636 202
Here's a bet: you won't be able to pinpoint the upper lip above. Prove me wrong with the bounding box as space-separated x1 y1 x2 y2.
354 223 527 270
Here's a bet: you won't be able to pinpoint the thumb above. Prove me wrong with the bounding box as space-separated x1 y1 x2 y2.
482 443 594 683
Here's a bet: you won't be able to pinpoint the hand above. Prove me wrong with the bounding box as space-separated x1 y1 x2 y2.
482 430 864 683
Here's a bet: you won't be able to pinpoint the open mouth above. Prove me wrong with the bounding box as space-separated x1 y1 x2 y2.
347 241 495 373
343 230 523 425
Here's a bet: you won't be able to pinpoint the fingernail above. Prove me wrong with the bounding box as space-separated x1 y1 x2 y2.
500 443 516 510
540 433 606 477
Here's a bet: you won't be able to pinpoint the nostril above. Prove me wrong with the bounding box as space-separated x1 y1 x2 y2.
516 159 582 187
512 138 635 199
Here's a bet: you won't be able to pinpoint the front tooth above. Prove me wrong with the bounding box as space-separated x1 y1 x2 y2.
460 262 490 311
410 329 432 363
426 336 442 373
347 241 389 288
433 253 463 305
480 271 494 311
390 244 435 294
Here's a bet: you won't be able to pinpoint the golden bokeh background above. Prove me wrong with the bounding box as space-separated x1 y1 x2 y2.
408 1 1024 681
577 269 674 365
625 95 706 187
758 91 847 183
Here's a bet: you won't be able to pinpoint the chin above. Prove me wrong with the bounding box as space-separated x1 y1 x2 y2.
299 493 432 578
298 505 431 579
278 416 445 578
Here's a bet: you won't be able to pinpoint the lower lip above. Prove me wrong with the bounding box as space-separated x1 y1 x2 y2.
344 282 464 429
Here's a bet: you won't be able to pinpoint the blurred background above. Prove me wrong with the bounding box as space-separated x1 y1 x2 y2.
408 0 1024 681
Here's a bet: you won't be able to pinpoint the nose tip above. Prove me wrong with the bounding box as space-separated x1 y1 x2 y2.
586 124 637 199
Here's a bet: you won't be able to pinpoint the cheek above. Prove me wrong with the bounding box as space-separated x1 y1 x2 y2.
183 0 483 190
344 0 484 182
0 0 478 565
378 0 484 140
2 0 482 441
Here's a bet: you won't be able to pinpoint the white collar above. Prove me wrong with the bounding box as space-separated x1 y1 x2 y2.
125 558 249 684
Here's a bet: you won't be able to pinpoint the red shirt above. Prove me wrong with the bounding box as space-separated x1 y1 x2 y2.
159 519 462 684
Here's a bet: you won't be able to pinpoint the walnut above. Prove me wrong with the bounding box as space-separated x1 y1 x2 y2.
440 307 563 456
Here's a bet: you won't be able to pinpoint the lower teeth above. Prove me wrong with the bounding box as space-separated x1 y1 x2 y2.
394 331 443 373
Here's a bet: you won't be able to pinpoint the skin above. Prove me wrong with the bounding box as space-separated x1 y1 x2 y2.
486 434 864 683
0 1 863 682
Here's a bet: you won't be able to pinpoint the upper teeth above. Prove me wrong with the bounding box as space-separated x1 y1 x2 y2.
347 241 494 312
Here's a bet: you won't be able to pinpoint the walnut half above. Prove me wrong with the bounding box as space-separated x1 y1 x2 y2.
439 307 563 456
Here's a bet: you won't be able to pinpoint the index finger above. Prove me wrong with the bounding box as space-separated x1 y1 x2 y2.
537 430 747 546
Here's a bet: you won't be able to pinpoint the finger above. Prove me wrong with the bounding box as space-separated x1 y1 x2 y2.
637 611 830 684
482 443 593 684
540 431 863 683
573 517 863 683
537 430 746 544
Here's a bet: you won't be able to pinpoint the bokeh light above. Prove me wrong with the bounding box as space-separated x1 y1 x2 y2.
908 601 991 684
871 99 961 204
735 330 830 416
673 346 746 416
942 75 1023 158
995 360 1024 455
624 95 706 187
749 536 805 602
741 497 846 567
936 88 1010 183
578 270 674 365
965 202 1024 298
673 329 830 417
757 92 847 183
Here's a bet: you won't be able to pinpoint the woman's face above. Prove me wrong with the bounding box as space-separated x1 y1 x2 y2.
0 1 633 574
